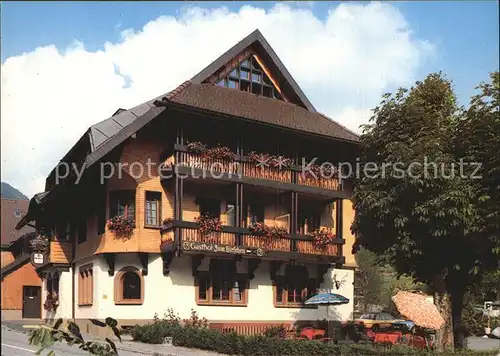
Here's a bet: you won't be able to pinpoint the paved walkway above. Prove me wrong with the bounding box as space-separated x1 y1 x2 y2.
1 322 224 356
3 320 498 355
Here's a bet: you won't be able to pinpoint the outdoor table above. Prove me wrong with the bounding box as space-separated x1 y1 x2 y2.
373 331 403 345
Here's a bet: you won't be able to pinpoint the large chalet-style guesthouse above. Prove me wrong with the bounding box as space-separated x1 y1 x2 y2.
16 30 360 334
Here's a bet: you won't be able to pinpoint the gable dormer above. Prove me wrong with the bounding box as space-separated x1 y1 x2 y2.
214 55 285 101
190 29 316 112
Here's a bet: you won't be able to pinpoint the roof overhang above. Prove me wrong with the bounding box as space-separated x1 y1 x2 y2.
0 254 30 280
161 99 360 146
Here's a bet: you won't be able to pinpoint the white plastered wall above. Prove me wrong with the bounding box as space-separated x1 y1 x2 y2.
73 253 354 324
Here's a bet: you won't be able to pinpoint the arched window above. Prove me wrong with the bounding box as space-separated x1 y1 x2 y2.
123 272 141 300
114 267 144 305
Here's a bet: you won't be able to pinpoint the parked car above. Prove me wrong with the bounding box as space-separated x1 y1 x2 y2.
354 312 409 332
392 319 416 333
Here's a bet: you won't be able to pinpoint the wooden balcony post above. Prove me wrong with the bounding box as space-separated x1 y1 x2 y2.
291 192 298 252
174 171 183 251
235 183 243 246
336 199 343 258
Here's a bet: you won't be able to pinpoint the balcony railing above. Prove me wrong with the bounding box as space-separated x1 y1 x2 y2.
166 144 341 192
160 220 343 259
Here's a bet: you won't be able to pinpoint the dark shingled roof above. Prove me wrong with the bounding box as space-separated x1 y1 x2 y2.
1 198 35 245
88 101 156 151
166 83 359 142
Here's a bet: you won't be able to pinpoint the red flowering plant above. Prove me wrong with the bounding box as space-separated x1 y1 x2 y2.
248 221 271 237
249 222 290 240
195 215 222 237
205 145 236 161
160 218 175 234
248 152 272 166
186 141 236 161
248 152 293 170
43 292 59 312
311 229 336 248
270 156 293 169
107 215 135 237
269 225 290 239
302 162 338 179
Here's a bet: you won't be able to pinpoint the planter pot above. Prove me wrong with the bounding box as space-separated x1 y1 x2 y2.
484 327 491 335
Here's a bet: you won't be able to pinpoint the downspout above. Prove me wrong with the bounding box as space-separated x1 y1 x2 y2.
71 262 75 321
71 224 76 321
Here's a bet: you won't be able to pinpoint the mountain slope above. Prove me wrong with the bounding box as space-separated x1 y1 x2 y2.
1 182 28 200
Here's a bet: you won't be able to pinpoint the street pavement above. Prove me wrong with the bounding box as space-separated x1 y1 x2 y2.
467 336 500 352
1 323 222 356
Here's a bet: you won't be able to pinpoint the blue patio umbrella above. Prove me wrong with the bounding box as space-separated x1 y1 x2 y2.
305 293 350 339
305 293 350 306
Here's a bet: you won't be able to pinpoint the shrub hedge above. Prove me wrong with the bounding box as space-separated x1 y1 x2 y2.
131 322 498 356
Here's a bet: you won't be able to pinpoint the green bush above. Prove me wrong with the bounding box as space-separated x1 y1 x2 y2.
131 322 498 356
263 324 287 339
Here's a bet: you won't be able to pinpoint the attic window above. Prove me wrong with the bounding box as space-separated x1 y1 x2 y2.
217 56 283 100
14 209 22 218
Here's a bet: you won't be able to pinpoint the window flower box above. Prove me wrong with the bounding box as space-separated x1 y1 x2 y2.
107 215 135 237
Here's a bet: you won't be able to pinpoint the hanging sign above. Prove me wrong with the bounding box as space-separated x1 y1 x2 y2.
30 252 47 267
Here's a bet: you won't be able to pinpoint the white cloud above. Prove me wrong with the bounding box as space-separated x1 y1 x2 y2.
1 2 434 198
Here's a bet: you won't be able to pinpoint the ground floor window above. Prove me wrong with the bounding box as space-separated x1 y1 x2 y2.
195 259 248 306
114 267 144 305
274 265 317 307
78 264 93 306
46 273 60 296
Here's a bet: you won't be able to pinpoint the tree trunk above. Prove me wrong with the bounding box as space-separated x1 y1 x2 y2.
451 286 466 349
433 270 454 352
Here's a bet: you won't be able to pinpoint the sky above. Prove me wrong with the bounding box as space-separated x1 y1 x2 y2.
1 1 499 198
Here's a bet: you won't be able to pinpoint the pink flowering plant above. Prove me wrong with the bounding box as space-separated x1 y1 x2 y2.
186 141 236 161
43 292 59 312
195 215 222 236
311 229 336 248
107 215 135 237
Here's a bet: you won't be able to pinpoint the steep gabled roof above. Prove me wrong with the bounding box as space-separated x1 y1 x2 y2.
85 30 318 155
79 29 359 166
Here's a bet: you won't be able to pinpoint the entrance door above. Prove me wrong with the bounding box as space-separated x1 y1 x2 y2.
22 286 41 318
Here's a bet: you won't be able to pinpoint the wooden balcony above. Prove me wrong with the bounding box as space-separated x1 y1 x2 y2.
164 144 345 197
160 221 344 263
49 240 72 264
